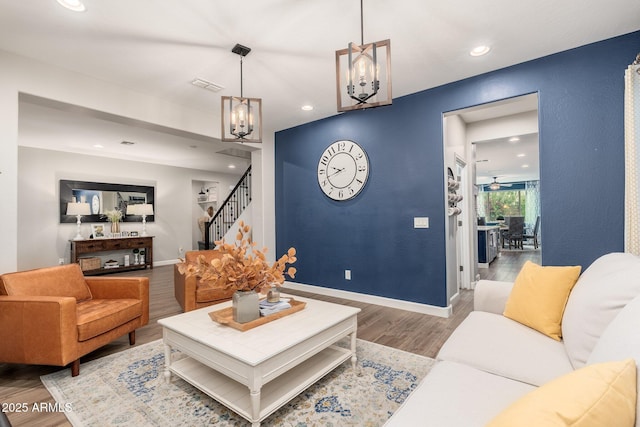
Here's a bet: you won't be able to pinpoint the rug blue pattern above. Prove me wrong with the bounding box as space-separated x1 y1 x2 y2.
41 338 434 426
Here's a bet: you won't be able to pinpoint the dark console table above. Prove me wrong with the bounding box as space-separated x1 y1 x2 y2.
70 236 154 275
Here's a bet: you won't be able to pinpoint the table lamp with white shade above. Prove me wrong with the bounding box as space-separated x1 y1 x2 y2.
127 203 154 236
138 203 154 236
66 202 91 240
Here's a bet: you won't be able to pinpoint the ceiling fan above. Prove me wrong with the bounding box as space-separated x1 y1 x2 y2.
488 176 513 190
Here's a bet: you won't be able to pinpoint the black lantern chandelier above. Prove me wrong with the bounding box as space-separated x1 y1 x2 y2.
335 0 392 112
221 44 262 143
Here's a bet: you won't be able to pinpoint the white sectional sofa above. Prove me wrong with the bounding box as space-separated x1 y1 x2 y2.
385 252 640 426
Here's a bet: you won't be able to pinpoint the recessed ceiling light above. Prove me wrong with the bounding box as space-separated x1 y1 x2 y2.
228 164 236 169
301 105 314 111
56 0 86 12
516 153 526 158
522 164 530 168
93 144 103 148
470 45 490 57
509 137 520 143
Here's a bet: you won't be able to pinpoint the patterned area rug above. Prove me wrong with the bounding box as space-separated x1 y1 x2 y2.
41 338 434 426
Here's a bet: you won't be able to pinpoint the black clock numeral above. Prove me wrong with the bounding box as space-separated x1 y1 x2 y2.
338 189 344 199
357 165 367 172
320 155 330 166
355 152 363 160
318 168 326 175
337 141 346 151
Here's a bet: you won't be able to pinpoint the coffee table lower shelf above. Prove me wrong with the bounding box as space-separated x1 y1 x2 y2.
168 345 351 423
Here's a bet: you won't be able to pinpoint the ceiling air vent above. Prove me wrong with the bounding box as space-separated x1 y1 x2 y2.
191 78 225 92
121 140 135 145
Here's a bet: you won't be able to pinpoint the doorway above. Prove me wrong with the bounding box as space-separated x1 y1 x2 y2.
443 93 541 289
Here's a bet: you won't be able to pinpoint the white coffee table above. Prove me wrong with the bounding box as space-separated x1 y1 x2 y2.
158 295 361 426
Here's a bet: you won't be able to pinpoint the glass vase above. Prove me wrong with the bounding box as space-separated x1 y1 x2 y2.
232 290 260 323
267 287 280 303
111 221 120 234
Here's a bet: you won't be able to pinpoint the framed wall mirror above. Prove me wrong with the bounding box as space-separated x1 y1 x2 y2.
60 179 155 223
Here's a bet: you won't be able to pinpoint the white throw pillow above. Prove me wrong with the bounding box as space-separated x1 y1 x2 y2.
562 252 640 369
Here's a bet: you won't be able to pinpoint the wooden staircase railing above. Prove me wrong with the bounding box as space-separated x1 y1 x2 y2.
204 166 251 249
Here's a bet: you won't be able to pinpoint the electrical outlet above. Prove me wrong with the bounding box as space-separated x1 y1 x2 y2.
58 258 64 265
345 269 351 280
178 247 184 255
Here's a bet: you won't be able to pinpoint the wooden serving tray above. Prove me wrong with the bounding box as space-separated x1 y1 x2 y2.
208 298 307 332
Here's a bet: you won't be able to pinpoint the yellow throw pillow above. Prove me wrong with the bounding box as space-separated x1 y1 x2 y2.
504 261 581 340
487 359 637 427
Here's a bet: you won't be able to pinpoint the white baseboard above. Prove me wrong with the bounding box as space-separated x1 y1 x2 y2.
154 259 180 267
150 264 451 318
282 281 452 318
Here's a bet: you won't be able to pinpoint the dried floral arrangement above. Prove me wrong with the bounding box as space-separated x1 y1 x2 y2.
178 221 297 293
102 209 123 223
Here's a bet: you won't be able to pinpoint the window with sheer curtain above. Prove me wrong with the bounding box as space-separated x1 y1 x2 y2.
477 180 540 232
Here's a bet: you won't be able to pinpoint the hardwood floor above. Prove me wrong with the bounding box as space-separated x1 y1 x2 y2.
0 251 535 426
478 247 541 281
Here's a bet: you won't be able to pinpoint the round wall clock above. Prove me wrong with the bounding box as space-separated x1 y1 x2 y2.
91 194 101 214
317 140 370 201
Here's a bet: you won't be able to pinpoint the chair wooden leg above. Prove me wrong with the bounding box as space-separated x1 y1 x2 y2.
71 359 80 377
129 330 136 345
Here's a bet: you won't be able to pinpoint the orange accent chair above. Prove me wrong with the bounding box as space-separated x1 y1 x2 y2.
0 263 149 376
174 249 234 312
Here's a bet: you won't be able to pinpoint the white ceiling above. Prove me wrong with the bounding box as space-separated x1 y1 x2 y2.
450 94 540 184
2 0 639 172
474 132 540 185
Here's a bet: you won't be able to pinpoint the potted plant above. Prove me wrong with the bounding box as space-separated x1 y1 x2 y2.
101 208 123 234
179 221 297 323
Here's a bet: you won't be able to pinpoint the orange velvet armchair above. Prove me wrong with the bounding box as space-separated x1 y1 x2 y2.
174 249 234 312
0 263 149 376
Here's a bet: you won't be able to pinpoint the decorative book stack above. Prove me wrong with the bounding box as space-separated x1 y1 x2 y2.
259 298 292 317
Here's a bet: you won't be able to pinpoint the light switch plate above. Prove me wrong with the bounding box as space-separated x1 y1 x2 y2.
414 217 429 228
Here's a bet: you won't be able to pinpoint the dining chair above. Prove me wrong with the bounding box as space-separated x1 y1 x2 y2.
523 216 541 249
505 216 524 249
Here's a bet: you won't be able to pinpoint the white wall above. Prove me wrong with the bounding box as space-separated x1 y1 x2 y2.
191 180 219 249
0 71 19 272
18 147 240 270
467 111 538 142
0 49 273 273
443 115 472 302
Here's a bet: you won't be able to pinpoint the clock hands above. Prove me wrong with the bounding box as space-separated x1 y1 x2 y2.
327 166 345 177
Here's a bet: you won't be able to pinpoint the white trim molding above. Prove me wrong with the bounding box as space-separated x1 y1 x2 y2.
155 259 180 267
282 280 452 318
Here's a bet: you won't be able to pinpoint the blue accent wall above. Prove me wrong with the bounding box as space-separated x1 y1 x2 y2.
275 31 640 308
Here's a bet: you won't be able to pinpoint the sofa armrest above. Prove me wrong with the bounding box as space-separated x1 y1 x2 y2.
174 264 197 312
474 280 514 314
0 296 78 365
86 277 149 325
